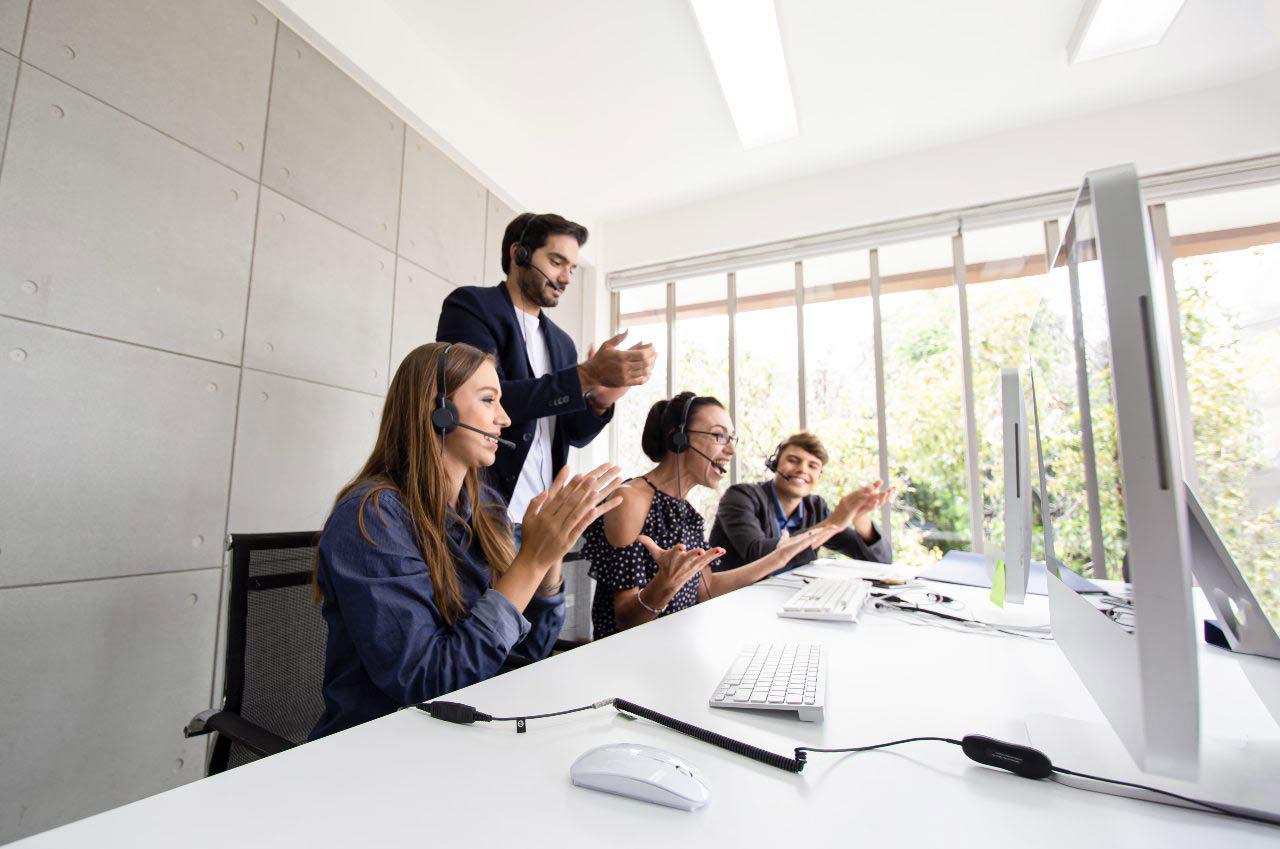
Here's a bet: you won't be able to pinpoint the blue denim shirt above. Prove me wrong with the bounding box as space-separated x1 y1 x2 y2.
310 484 564 739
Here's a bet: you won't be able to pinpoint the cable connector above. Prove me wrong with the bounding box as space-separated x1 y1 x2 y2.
414 701 492 724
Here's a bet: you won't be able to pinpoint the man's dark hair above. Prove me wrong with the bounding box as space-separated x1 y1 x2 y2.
500 212 589 276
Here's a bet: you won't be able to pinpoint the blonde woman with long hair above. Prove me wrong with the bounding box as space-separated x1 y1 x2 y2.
310 342 621 739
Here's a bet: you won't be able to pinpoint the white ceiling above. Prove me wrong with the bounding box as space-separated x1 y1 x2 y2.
339 1 1280 222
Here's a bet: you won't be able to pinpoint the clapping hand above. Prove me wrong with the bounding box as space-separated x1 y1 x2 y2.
581 330 657 391
519 464 624 568
637 536 725 598
831 480 893 539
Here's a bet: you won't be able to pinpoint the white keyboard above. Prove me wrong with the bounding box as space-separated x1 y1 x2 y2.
778 577 871 622
708 642 826 722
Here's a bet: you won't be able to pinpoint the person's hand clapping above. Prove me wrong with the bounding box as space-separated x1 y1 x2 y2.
637 536 725 601
830 480 893 539
579 330 657 392
519 464 624 569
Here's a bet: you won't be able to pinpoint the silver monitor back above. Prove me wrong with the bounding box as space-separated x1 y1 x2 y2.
1000 367 1031 604
1041 163 1199 780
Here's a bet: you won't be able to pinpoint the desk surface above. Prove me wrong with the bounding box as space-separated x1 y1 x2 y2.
15 570 1280 847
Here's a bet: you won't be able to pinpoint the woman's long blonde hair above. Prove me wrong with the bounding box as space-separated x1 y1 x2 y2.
312 342 516 624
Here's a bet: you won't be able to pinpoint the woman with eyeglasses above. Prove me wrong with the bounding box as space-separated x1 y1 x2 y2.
583 391 819 638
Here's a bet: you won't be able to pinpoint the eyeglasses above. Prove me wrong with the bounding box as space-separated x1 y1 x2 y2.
687 429 737 446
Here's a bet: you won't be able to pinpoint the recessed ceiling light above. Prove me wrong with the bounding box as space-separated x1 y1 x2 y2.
1068 0 1188 64
689 0 798 149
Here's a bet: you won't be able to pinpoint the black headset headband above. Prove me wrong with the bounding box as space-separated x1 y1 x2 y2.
430 343 459 439
765 440 785 472
513 213 543 268
668 393 697 455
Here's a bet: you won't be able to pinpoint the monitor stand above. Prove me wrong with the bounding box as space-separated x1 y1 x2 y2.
1025 713 1280 819
1184 482 1280 725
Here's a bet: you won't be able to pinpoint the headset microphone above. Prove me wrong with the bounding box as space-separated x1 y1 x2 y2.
690 445 727 475
455 422 516 449
524 259 565 294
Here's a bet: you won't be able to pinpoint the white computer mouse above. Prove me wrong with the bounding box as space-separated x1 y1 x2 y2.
569 742 711 811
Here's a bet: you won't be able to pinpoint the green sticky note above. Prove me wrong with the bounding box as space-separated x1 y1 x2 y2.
990 559 1007 608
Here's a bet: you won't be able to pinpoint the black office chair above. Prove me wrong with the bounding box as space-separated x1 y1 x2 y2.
185 531 326 774
186 533 589 767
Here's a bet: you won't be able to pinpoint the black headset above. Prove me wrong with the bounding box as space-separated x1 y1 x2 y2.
430 343 459 441
765 441 786 473
666 393 697 456
512 213 543 269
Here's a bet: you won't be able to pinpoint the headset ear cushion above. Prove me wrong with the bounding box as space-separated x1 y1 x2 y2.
431 401 459 433
514 244 531 267
668 430 689 454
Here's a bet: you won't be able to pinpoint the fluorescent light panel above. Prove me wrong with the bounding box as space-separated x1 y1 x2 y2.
690 0 798 149
1068 0 1188 64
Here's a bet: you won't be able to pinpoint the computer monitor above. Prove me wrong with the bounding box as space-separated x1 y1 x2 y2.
1000 367 1031 604
1183 482 1280 724
1035 163 1200 780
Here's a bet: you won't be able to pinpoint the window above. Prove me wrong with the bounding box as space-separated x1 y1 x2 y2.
674 274 731 523
801 250 880 508
734 261 799 483
607 169 1280 613
962 221 1053 559
1166 184 1280 620
614 283 669 480
878 236 969 566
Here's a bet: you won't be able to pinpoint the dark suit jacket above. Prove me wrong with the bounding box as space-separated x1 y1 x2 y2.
436 282 612 503
708 480 891 572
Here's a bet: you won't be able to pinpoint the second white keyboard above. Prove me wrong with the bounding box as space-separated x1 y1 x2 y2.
709 642 826 722
778 577 871 622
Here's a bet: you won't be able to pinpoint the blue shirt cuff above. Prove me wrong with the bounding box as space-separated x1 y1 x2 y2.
472 588 532 648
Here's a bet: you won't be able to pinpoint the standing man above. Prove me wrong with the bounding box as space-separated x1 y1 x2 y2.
709 431 892 574
437 212 656 525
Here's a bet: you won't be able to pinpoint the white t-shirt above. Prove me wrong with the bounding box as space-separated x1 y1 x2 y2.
507 310 557 524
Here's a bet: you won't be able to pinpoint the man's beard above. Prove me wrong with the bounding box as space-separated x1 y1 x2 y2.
518 269 559 309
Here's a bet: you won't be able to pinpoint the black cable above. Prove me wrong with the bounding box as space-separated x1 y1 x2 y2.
413 698 611 733
614 698 806 773
796 734 1279 827
1051 766 1280 827
872 597 1054 641
414 697 1279 828
797 736 962 755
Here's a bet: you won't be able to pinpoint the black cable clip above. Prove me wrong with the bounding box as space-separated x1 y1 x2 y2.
516 718 527 734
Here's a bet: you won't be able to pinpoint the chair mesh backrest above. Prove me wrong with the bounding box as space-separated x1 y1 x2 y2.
223 537 327 770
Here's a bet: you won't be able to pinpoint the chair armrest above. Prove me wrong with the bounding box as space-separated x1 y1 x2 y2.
184 709 294 758
500 652 534 672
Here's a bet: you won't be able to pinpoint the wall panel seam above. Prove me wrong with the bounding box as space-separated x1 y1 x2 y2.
386 122 408 385
0 314 241 367
11 58 400 254
241 365 387 399
211 14 283 716
14 58 259 182
1 564 224 593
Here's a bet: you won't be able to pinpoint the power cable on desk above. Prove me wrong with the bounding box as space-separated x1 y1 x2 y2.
870 591 1056 641
412 696 1280 828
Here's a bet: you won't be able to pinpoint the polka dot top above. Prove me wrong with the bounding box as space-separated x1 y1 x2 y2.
584 478 717 640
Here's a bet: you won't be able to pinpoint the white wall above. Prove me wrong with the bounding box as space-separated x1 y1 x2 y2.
601 68 1280 273
0 0 531 841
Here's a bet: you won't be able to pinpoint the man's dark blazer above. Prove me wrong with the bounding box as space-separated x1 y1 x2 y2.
708 480 891 572
436 282 612 504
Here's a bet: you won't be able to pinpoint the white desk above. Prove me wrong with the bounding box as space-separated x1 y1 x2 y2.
15 572 1280 847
